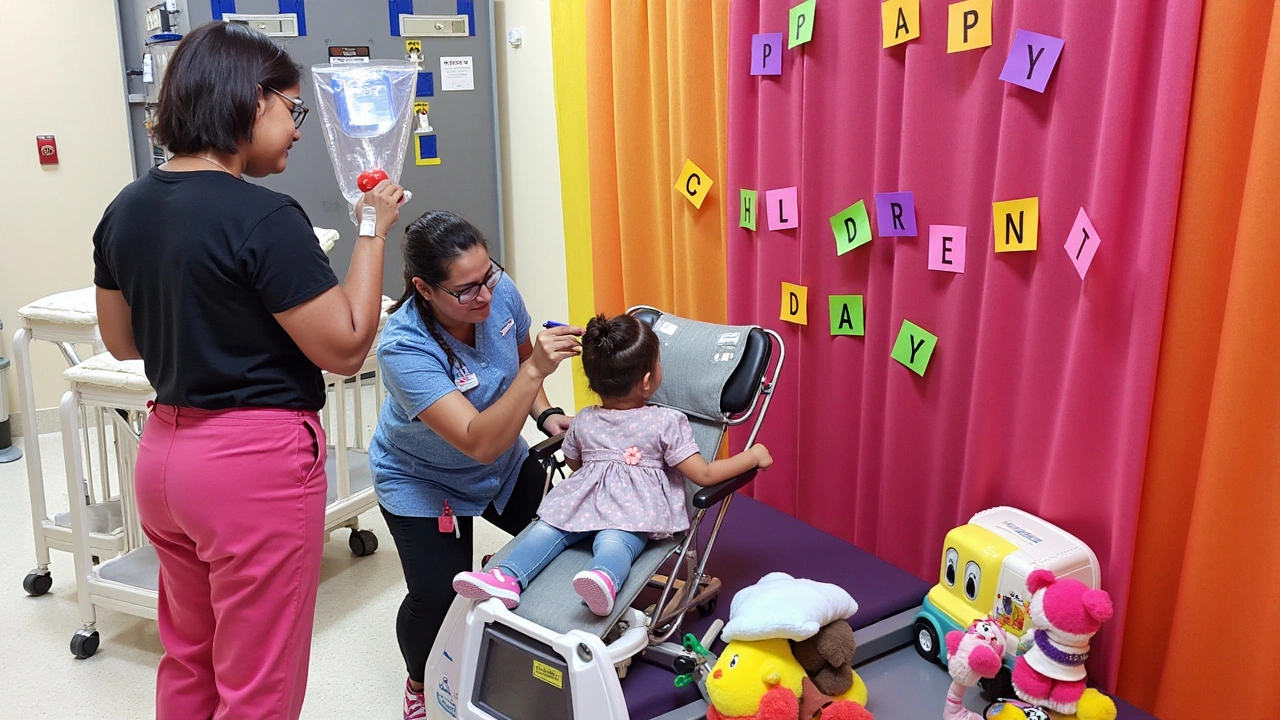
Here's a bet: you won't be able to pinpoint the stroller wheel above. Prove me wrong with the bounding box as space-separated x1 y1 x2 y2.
696 596 718 616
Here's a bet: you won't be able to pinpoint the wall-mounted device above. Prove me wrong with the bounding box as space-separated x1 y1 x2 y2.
223 13 300 37
400 14 469 37
145 2 179 33
36 136 59 166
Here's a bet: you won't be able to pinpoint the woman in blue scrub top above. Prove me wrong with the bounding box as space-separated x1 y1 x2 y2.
369 211 581 718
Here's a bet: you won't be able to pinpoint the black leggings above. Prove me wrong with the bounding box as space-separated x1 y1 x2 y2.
380 456 546 683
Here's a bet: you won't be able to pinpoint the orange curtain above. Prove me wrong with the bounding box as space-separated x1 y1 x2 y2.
1119 2 1280 716
585 0 730 321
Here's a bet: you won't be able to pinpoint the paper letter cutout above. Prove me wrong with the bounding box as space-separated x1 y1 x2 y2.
674 159 713 209
891 319 938 376
830 200 872 255
1065 207 1101 279
830 295 865 336
767 187 799 231
999 29 1065 92
929 225 967 273
882 0 921 48
752 33 784 75
948 0 992 53
740 189 758 231
874 192 917 237
993 197 1039 252
781 282 808 325
789 0 816 48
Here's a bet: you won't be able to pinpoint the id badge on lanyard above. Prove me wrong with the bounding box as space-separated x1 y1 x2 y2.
439 499 460 538
455 364 479 392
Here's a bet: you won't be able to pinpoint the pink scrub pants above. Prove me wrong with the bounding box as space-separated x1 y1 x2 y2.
135 404 328 720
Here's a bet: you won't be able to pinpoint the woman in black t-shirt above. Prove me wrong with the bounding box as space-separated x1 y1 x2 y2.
92 22 402 720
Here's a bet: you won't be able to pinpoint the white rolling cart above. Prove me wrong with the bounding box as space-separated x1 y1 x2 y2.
63 299 393 658
14 288 130 598
18 230 347 597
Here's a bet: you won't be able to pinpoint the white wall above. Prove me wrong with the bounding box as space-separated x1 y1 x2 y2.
0 1 135 421
493 0 574 414
0 1 572 425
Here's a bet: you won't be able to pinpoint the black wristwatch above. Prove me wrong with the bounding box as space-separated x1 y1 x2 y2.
535 407 566 437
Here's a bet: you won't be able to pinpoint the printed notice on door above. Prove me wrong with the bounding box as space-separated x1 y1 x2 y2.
440 56 474 91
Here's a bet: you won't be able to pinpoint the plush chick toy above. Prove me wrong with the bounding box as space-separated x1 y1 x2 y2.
706 638 804 719
705 638 872 720
984 689 1117 720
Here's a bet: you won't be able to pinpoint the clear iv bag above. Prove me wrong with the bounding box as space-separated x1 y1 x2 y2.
312 61 418 225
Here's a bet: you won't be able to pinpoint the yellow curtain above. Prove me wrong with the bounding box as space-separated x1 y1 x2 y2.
1119 2 1280 716
550 0 597 408
584 0 731 321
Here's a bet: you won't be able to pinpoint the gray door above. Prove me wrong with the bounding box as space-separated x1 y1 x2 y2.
115 0 504 295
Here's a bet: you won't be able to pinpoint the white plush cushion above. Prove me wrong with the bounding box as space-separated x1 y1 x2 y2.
18 287 98 326
720 572 860 642
315 227 340 255
63 352 152 394
379 295 397 330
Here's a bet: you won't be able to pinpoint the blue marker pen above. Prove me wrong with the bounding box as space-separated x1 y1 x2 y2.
542 321 569 329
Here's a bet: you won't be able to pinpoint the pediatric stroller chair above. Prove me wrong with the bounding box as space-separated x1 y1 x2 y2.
424 307 785 720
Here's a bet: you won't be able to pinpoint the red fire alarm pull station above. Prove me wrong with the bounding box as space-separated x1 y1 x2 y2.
36 135 58 165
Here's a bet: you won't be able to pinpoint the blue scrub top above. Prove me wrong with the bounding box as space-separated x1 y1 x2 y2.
369 274 532 517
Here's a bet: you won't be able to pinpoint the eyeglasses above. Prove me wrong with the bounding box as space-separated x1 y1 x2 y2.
265 86 308 129
435 260 504 304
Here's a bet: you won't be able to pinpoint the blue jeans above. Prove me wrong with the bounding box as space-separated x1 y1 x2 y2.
497 520 649 590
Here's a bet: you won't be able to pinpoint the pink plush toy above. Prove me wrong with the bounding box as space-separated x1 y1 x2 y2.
1012 570 1113 715
943 618 1008 720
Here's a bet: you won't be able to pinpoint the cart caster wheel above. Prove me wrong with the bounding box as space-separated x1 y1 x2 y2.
912 617 943 666
23 570 53 597
71 629 100 659
349 529 378 557
696 596 718 616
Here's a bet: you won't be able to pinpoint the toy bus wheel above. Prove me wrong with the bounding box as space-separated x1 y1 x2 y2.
979 667 1015 701
912 618 943 666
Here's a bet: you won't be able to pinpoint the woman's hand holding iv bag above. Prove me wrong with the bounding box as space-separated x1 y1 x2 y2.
355 179 405 238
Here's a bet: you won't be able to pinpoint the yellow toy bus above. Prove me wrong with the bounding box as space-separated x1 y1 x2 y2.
912 506 1100 673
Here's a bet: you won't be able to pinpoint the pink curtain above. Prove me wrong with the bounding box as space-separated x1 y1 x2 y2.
727 0 1201 686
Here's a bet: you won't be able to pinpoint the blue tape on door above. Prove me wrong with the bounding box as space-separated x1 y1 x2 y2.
457 0 476 37
389 0 413 37
278 0 306 36
416 72 434 97
210 0 236 20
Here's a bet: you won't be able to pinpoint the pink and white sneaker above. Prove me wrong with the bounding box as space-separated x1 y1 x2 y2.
573 570 617 616
452 568 521 609
404 677 426 720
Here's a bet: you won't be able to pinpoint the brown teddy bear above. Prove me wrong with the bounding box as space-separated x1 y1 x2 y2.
790 620 858 697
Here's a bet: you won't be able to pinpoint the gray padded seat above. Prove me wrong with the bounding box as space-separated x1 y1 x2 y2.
484 309 775 639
